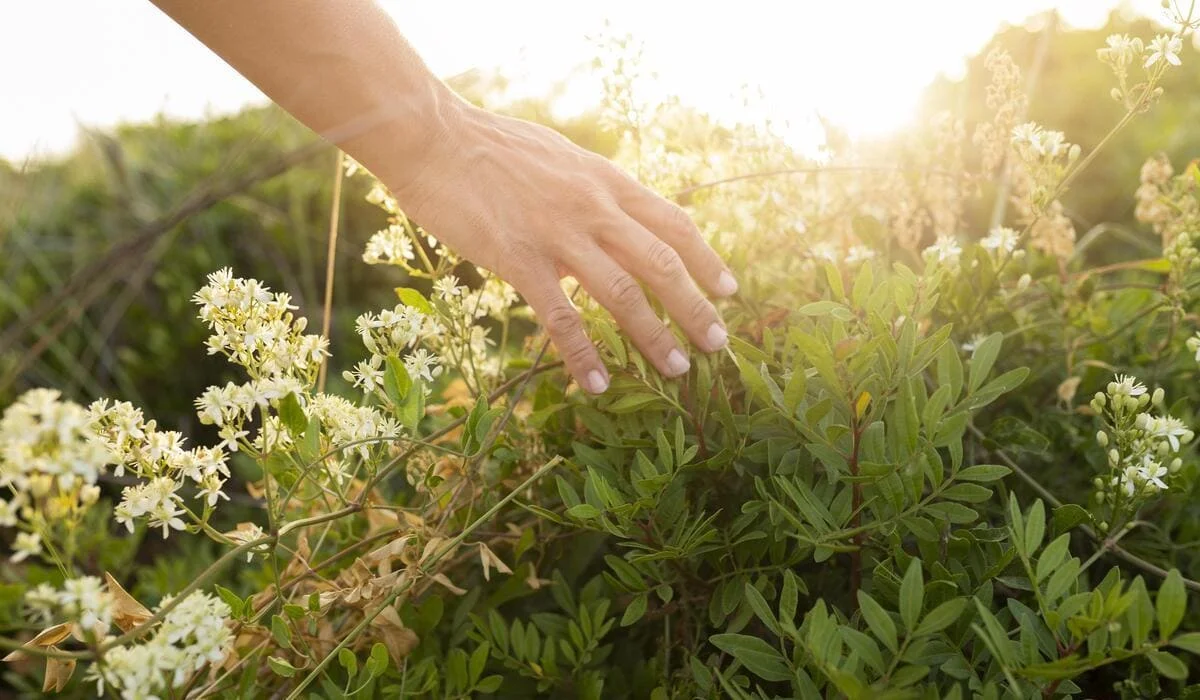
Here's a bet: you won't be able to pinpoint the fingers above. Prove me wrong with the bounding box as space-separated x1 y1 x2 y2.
616 180 738 298
598 218 728 356
511 261 610 395
565 245 694 378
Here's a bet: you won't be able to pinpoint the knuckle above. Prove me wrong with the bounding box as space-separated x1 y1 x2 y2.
644 322 673 348
646 239 685 280
605 271 644 310
688 295 715 323
542 303 581 339
662 202 700 239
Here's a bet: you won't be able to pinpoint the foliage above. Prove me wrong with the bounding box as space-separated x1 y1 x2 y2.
7 9 1200 700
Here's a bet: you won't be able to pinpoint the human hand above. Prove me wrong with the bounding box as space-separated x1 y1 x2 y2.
390 102 737 394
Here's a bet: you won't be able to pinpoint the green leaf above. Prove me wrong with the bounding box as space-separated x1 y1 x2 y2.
271 614 292 648
744 582 780 636
268 656 297 677
955 464 1011 482
278 392 307 436
566 503 602 520
398 377 425 432
709 633 792 682
1148 650 1189 680
1171 632 1200 655
475 675 503 693
395 287 433 314
1035 534 1071 584
1158 569 1187 640
780 571 802 627
469 642 490 684
214 584 245 618
1024 500 1046 554
621 593 648 627
967 333 1002 393
384 355 412 404
1052 504 1092 533
857 591 898 653
915 598 966 636
899 559 924 633
337 648 358 679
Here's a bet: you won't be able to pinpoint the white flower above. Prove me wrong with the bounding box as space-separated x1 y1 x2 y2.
981 227 1020 255
1145 34 1183 68
433 275 464 301
844 245 877 265
10 531 42 562
923 236 962 267
961 333 988 354
1108 373 1148 398
403 348 444 383
363 224 415 265
1144 414 1192 451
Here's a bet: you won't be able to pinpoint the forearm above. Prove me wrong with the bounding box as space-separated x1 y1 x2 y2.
150 0 460 191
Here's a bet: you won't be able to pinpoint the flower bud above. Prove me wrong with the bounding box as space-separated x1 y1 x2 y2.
1136 412 1150 429
1111 87 1123 102
1096 491 1106 504
1159 441 1171 458
1183 430 1194 445
1068 144 1082 162
1109 449 1120 466
1094 392 1106 407
1093 477 1104 489
1171 458 1184 473
80 485 100 506
1099 521 1110 533
1097 430 1109 447
1152 387 1165 406
1137 393 1151 408
1107 382 1119 395
1017 273 1032 291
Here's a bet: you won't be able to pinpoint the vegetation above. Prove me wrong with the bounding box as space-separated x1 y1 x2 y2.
5 8 1200 700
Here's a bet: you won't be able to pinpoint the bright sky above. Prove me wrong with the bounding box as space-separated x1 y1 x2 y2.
0 0 1168 163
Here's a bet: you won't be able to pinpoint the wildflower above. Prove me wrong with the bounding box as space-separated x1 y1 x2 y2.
1108 374 1147 398
404 348 444 383
10 532 42 562
1143 414 1193 451
981 226 1020 255
363 224 415 265
923 235 962 267
1145 34 1183 68
433 274 464 301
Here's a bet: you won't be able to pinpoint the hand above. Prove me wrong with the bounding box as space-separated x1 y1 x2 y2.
391 102 738 394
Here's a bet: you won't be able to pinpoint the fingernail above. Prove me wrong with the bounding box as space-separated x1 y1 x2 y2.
666 349 691 376
586 369 609 394
706 323 728 351
716 271 739 297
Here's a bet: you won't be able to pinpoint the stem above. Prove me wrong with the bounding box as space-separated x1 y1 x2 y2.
317 150 345 394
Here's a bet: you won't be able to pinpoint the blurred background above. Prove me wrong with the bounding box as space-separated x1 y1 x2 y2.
0 0 1194 431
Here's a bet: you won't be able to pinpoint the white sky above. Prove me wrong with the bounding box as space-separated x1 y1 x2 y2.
0 0 1168 163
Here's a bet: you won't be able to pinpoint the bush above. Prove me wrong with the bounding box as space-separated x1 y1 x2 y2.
5 12 1200 700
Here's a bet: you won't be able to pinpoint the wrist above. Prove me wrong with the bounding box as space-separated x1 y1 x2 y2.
338 79 467 201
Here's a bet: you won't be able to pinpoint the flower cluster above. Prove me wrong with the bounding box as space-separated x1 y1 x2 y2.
88 591 231 699
89 399 231 536
974 49 1028 177
0 389 110 562
308 394 401 472
1089 374 1191 523
922 235 962 269
1007 122 1078 259
192 268 329 384
25 576 113 635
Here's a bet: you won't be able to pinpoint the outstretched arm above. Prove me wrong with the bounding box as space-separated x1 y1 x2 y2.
150 0 736 393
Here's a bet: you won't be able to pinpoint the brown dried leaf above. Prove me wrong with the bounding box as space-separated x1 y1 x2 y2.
477 542 512 582
104 573 152 633
42 653 75 693
431 573 466 595
370 605 420 664
3 623 73 662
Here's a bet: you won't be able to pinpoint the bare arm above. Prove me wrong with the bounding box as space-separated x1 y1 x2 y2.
150 0 736 393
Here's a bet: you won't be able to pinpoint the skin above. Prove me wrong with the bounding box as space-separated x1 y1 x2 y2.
150 0 737 393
